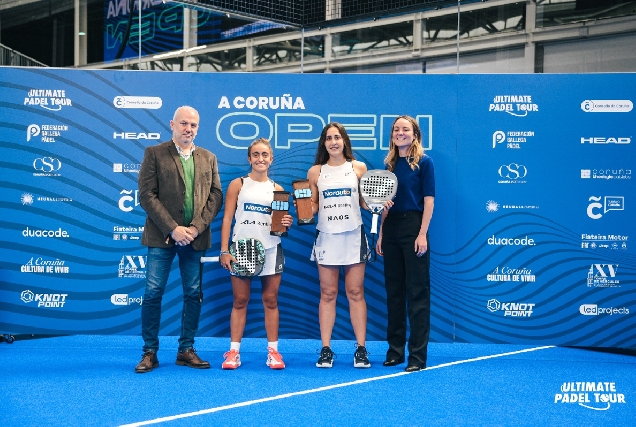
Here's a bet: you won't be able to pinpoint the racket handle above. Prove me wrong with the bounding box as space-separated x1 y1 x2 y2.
371 213 379 234
200 256 219 263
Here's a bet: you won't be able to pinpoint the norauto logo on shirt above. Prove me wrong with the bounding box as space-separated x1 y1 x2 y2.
322 188 352 198
244 203 271 214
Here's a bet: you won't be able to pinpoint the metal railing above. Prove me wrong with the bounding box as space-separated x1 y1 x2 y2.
0 43 47 67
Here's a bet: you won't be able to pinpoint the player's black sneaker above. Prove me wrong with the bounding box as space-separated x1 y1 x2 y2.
316 346 335 368
354 344 371 368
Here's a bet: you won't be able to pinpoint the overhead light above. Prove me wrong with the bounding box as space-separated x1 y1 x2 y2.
185 45 207 52
153 49 185 59
152 45 207 59
78 31 86 36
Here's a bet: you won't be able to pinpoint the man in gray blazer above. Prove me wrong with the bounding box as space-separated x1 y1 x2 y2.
135 105 223 373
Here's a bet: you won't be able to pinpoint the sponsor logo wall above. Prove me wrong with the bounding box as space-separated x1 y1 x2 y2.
0 69 633 348
455 74 635 348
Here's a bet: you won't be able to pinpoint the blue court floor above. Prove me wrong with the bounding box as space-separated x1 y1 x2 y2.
1 335 634 426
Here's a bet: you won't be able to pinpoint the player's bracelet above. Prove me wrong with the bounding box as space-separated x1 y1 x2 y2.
219 250 230 256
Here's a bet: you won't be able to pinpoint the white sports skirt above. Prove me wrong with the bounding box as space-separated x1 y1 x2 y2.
310 225 369 266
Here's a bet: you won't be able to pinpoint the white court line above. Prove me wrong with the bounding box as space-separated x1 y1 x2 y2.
120 345 555 427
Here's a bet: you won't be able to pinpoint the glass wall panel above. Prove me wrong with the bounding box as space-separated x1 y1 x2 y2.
331 21 413 57
536 0 636 28
35 0 636 74
542 33 636 72
428 48 526 73
425 2 525 43
253 36 324 68
127 59 182 71
451 2 529 74
336 61 423 73
185 48 247 72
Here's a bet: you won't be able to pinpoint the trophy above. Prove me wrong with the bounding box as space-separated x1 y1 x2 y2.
270 191 290 237
292 179 314 225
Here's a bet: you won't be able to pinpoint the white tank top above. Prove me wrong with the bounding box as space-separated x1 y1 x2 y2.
232 176 281 249
316 161 363 233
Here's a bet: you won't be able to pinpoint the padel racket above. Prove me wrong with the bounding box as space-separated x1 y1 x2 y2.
359 170 398 234
200 238 266 277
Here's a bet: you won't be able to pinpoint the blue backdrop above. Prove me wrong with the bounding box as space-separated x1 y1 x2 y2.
1 68 634 348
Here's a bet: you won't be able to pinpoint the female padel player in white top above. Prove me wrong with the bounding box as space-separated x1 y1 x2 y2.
219 138 293 370
307 122 371 369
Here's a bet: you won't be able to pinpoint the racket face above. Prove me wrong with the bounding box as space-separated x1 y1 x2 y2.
360 170 398 205
229 238 266 276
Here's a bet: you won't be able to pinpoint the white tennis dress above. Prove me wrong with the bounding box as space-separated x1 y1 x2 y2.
232 176 283 276
311 161 368 265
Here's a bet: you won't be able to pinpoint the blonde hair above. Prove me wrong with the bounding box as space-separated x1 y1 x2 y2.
384 115 424 172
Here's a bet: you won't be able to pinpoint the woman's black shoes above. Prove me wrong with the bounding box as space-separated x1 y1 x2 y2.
383 356 405 366
384 354 426 371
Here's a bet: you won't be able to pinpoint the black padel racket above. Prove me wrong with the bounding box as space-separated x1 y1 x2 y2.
200 238 266 277
359 170 398 234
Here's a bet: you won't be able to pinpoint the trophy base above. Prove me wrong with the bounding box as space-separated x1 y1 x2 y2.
297 218 315 225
